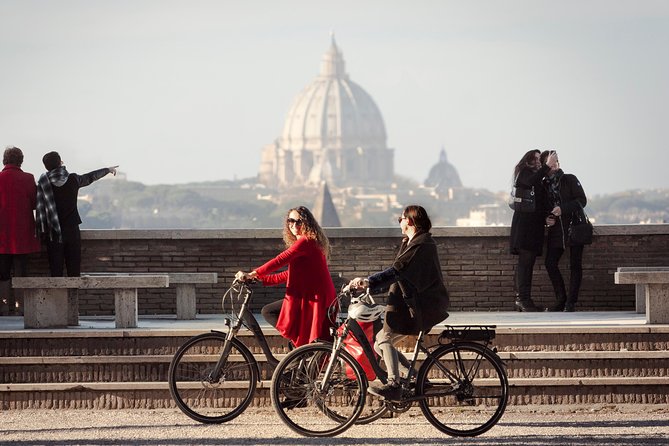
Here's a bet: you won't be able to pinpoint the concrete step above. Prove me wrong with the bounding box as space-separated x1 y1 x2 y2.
2 319 669 409
3 378 669 409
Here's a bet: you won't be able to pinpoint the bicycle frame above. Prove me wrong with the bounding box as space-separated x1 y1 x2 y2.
269 284 508 438
209 281 281 382
322 314 500 404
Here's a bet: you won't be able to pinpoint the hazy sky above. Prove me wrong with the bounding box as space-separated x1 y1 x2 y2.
2 0 667 196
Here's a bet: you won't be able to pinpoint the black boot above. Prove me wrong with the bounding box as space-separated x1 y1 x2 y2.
547 302 565 312
514 299 543 312
563 302 576 312
546 273 568 312
547 294 566 312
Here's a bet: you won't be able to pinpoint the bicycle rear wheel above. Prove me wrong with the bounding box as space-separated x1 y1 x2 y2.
270 343 366 437
168 332 258 423
417 341 508 437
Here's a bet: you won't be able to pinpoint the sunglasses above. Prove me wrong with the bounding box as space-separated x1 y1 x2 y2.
397 216 408 224
286 218 303 226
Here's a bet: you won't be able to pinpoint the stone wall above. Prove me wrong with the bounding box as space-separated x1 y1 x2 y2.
23 225 669 315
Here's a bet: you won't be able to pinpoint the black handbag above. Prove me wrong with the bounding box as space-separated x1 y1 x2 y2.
508 185 536 213
568 206 593 246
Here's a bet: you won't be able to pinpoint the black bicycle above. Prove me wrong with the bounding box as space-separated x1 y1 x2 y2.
168 279 388 425
270 286 509 437
168 279 282 423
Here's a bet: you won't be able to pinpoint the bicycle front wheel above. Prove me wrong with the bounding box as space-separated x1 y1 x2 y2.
355 394 389 424
168 332 258 423
417 341 508 437
270 343 366 437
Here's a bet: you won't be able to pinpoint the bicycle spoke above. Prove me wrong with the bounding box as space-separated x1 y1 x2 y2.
418 342 508 437
271 344 366 437
169 334 258 423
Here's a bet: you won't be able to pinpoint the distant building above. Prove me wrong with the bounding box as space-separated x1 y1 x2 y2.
424 147 462 194
258 36 394 188
456 204 508 226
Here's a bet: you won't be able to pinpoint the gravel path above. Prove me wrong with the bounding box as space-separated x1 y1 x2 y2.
1 406 668 446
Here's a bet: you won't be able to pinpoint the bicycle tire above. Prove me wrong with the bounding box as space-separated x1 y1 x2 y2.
270 343 366 437
417 341 508 437
281 340 387 425
168 332 258 424
355 396 389 424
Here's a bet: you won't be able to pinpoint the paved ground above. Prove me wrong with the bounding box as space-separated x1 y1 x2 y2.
1 406 668 446
0 310 652 333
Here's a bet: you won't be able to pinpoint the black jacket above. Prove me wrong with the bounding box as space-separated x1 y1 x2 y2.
544 171 587 248
51 168 111 236
509 164 551 255
369 231 450 335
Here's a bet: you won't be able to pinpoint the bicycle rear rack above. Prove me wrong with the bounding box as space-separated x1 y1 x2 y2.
438 325 496 343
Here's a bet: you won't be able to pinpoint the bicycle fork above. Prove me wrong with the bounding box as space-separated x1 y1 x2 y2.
315 332 347 394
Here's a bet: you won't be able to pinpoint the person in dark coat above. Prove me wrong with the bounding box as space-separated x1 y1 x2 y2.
509 149 556 312
0 147 41 315
36 151 117 277
541 150 587 312
349 205 449 401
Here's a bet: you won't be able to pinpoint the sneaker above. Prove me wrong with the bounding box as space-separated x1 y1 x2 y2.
368 382 403 401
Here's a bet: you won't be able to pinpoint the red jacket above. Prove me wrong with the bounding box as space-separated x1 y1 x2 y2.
0 165 41 254
255 237 336 347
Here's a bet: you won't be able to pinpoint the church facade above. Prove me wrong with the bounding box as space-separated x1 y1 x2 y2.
258 37 394 188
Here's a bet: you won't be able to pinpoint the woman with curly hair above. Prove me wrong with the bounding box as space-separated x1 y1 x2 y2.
236 206 336 347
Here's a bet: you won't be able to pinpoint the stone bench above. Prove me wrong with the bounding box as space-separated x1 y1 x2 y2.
12 276 169 329
617 267 669 314
614 268 669 323
82 272 218 320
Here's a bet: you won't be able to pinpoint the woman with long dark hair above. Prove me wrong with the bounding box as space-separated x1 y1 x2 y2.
509 150 556 312
236 206 336 347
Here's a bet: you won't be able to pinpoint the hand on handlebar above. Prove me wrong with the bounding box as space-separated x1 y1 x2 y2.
347 277 369 291
235 270 258 283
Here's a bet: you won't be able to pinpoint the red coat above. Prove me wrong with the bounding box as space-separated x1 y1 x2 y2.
255 237 336 347
0 165 41 254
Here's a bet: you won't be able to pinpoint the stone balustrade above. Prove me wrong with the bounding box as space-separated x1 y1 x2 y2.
16 224 669 317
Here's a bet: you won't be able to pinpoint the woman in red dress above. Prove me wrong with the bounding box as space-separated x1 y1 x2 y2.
235 206 336 347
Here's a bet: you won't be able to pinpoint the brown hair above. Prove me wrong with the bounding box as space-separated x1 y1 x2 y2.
3 146 23 167
403 205 432 233
282 206 331 259
513 149 541 179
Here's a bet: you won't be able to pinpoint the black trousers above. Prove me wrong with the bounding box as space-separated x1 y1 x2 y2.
515 249 538 302
261 299 283 329
544 244 584 304
0 254 29 312
46 226 82 277
0 254 28 281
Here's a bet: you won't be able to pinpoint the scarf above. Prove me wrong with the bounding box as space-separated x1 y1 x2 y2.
36 166 69 242
545 169 564 207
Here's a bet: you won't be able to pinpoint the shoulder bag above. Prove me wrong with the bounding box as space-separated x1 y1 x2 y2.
568 205 593 246
508 173 536 213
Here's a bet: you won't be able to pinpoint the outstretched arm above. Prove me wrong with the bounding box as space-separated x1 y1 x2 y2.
77 165 118 188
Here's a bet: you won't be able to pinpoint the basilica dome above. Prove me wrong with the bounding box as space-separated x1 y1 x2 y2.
259 37 394 188
280 38 387 151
